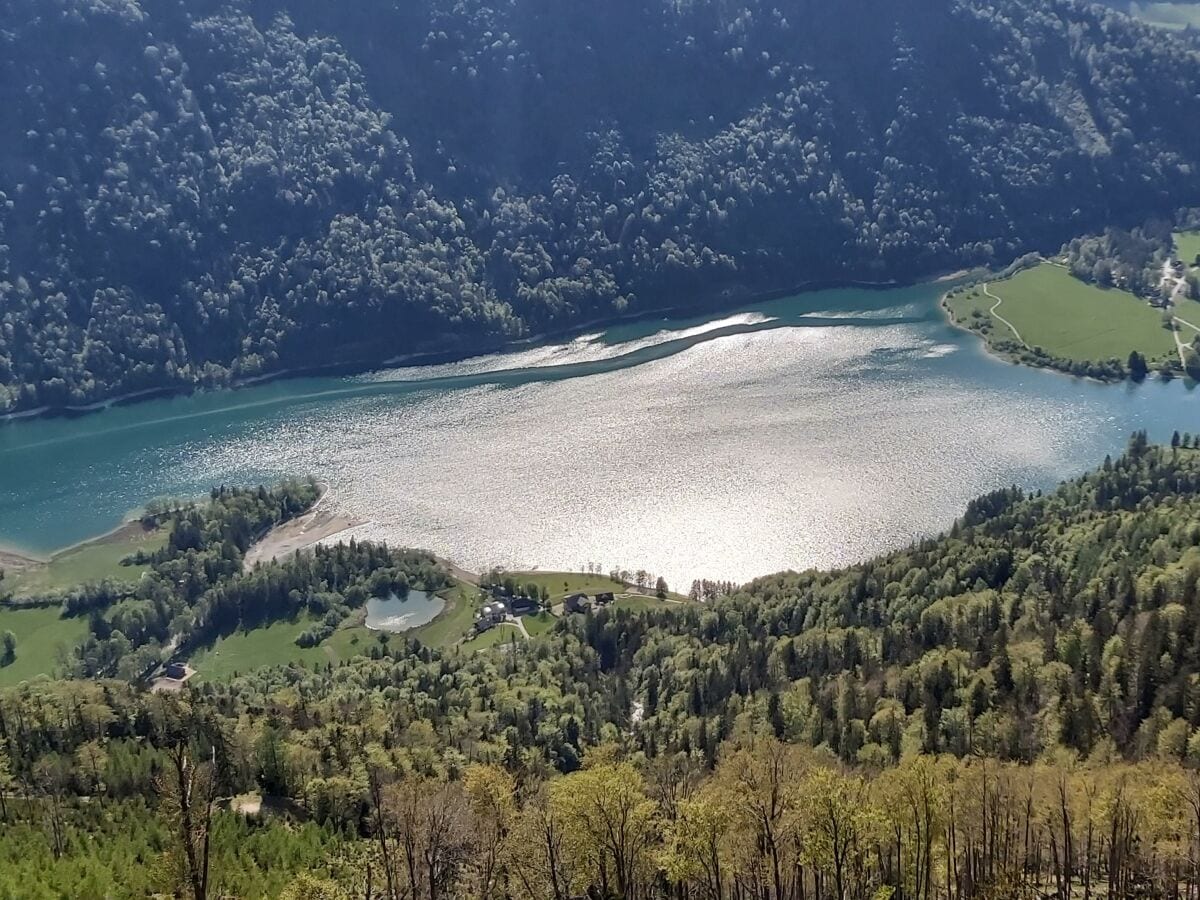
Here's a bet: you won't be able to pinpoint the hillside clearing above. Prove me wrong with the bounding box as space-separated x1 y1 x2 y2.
1175 231 1200 266
0 605 88 686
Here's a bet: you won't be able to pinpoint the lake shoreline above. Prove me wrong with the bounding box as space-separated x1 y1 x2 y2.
937 268 1188 387
243 483 365 570
0 546 41 572
0 515 157 567
0 267 980 426
6 271 1196 590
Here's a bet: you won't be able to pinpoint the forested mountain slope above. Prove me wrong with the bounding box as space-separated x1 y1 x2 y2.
2 0 1200 412
6 442 1200 896
9 440 1200 768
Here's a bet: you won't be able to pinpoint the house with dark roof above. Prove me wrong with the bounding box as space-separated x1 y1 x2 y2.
164 661 188 680
511 595 541 615
563 592 589 614
476 602 507 632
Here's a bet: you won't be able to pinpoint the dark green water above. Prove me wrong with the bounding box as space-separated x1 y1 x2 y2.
2 280 1197 585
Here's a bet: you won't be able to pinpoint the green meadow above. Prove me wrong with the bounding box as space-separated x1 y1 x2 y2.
1175 231 1200 267
502 571 626 601
947 263 1177 367
504 570 690 603
5 524 167 597
613 595 682 613
0 605 88 686
521 611 557 636
186 615 357 682
461 623 525 653
189 582 480 681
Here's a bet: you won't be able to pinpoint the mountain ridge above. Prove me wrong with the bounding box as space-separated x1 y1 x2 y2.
2 0 1199 412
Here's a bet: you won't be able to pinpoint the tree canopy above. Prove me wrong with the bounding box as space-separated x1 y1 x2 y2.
8 441 1200 895
2 0 1200 412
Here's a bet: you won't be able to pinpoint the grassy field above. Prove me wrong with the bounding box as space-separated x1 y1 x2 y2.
613 595 682 614
184 576 685 675
408 583 479 648
504 570 690 603
188 616 338 681
1173 297 1200 329
1130 2 1200 29
503 571 626 601
946 263 1177 365
322 622 379 660
1175 231 1200 267
0 605 89 686
5 523 166 597
188 581 479 681
521 611 557 636
461 623 525 653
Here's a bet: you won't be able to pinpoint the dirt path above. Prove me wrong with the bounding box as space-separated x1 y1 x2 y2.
243 487 365 570
1175 317 1200 335
983 283 1028 347
1171 324 1189 367
1171 315 1200 368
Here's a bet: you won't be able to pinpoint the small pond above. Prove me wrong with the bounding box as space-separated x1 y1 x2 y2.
364 590 444 633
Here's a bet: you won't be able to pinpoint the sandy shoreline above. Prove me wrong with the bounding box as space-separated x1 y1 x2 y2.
243 487 366 569
241 493 484 582
0 517 156 569
0 547 41 572
2 489 368 585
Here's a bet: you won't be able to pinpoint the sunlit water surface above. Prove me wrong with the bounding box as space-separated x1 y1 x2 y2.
364 591 444 633
2 281 1198 587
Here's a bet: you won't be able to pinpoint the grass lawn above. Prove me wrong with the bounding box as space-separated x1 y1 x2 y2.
461 623 525 653
521 611 557 636
0 605 88 686
188 579 479 681
947 264 1177 365
188 613 431 682
6 524 167 597
503 571 690 603
612 595 681 614
1175 231 1200 268
503 571 626 602
188 616 335 681
1173 297 1200 330
408 583 480 648
323 621 378 660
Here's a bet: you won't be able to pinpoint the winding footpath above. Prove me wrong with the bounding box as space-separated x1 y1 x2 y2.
1173 315 1200 368
983 283 1028 347
1163 259 1200 368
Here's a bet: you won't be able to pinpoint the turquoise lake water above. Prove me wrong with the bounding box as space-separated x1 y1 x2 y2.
1 280 1198 586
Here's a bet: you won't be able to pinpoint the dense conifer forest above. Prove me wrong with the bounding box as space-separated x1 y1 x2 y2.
5 440 1200 896
2 0 1200 412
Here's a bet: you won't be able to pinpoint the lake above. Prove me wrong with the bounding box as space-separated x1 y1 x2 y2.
364 590 444 633
1 280 1198 588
